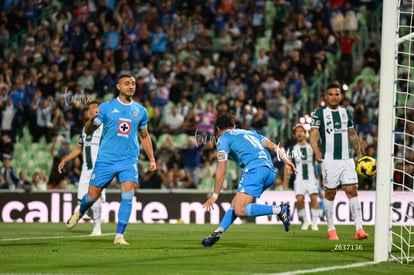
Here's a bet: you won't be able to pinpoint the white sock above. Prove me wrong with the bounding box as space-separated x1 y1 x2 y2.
298 208 308 223
311 208 319 226
115 233 123 240
349 196 363 231
272 205 281 215
324 199 335 231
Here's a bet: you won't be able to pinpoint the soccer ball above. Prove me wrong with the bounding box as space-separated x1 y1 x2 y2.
356 156 377 178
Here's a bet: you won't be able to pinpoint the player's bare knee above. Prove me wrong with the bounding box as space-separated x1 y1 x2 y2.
325 190 336 201
234 205 245 217
345 187 358 198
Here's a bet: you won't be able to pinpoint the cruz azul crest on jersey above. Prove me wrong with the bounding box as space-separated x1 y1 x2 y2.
118 118 131 137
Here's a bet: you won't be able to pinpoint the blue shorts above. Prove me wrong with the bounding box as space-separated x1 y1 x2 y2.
90 159 139 188
237 166 277 198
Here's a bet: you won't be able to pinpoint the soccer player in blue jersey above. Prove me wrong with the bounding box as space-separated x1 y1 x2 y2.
201 113 297 247
66 74 157 245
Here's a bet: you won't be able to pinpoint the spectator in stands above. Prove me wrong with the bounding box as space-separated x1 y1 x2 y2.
261 74 280 99
48 137 72 189
148 106 165 139
178 137 203 188
165 105 184 135
31 171 48 191
0 154 18 190
16 169 31 191
356 114 376 141
181 108 199 136
197 100 216 137
251 107 268 135
206 66 227 95
33 97 52 143
154 77 170 117
286 68 304 103
335 29 360 84
1 98 15 140
0 132 14 157
363 42 381 74
150 26 167 55
351 78 368 106
140 158 164 189
366 82 379 110
267 89 288 120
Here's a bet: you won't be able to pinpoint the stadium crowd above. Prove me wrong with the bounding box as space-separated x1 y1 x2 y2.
0 0 404 193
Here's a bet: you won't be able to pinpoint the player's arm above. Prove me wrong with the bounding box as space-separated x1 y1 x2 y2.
84 118 100 135
309 128 322 163
262 138 297 174
139 127 157 172
203 151 227 211
58 145 82 174
84 105 101 135
348 127 362 159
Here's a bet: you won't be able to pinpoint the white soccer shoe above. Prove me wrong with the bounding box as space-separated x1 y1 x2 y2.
301 221 310 230
311 224 319 231
113 237 129 245
66 212 81 230
90 227 102 236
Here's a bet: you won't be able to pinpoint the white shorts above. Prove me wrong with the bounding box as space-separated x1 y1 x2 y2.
294 179 319 196
320 159 358 190
77 169 106 202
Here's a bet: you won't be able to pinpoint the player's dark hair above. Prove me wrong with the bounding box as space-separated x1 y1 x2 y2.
116 74 133 84
326 82 341 91
88 100 98 106
216 113 235 130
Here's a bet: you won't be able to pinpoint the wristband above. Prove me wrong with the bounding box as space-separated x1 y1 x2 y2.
212 193 219 199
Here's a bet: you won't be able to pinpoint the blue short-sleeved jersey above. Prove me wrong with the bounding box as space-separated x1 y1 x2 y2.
217 129 275 172
94 97 148 163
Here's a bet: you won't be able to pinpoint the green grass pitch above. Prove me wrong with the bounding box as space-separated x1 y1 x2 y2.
0 223 412 274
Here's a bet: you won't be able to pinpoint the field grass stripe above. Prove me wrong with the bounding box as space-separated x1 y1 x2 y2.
254 261 379 275
1 233 114 241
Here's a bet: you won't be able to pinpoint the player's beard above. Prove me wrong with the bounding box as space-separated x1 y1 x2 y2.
125 95 132 102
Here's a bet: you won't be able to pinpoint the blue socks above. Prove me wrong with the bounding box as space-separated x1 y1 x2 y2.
217 204 276 233
79 194 96 216
218 206 237 232
244 203 273 217
116 191 134 235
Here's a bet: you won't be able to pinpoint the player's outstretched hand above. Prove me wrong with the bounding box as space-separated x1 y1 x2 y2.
57 161 65 174
148 160 157 172
203 197 217 212
285 159 298 174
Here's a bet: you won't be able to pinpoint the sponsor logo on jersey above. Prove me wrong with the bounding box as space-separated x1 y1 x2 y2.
118 118 131 137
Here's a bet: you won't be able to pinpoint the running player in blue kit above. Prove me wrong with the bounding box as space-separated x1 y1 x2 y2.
202 113 297 247
66 74 157 245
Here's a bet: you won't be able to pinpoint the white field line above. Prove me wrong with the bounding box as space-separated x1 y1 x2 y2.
254 261 379 275
0 233 114 241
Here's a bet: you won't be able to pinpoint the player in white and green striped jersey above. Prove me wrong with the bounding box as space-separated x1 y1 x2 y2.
290 124 320 231
58 102 105 236
309 83 369 241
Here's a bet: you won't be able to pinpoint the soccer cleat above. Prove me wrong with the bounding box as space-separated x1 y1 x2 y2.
301 221 310 231
113 237 130 245
327 229 339 240
278 203 290 232
355 228 369 240
201 231 222 247
311 224 319 231
66 212 81 230
90 228 102 236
